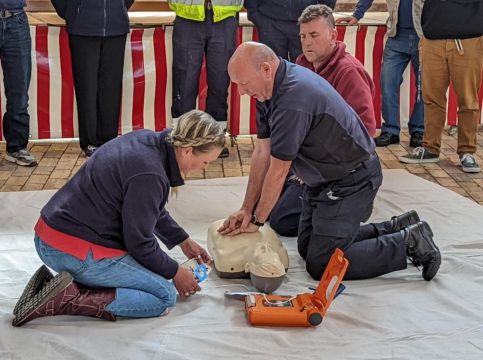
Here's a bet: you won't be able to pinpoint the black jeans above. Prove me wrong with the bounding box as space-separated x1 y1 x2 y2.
171 13 238 122
0 11 31 153
297 156 407 280
69 34 127 150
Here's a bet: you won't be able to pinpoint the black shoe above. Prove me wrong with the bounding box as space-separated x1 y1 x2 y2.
83 145 98 157
410 132 424 148
403 221 441 281
374 132 399 147
218 147 229 159
390 210 420 232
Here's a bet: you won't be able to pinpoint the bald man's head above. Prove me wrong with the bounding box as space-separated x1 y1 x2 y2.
228 42 280 102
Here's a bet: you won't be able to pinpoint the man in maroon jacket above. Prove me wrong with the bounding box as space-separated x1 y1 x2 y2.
297 4 376 136
270 4 377 237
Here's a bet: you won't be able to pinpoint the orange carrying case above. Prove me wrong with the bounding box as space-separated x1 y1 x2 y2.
245 248 349 327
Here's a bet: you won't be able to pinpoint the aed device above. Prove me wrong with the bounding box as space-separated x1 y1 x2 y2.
244 248 349 327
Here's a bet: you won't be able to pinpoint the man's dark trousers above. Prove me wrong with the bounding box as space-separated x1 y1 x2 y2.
0 11 31 153
297 156 408 280
252 13 301 61
68 34 126 150
171 12 238 122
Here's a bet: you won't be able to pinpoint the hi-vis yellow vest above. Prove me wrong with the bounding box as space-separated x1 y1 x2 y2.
168 0 243 23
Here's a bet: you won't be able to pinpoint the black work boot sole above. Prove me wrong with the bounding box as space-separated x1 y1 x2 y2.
13 265 53 316
406 221 441 281
12 272 73 327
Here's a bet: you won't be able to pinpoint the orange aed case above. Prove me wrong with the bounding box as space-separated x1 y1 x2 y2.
245 248 349 327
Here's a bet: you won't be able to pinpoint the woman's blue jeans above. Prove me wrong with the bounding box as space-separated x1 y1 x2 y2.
34 235 177 318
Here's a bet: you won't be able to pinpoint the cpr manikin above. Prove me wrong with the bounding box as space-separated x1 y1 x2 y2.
207 219 289 293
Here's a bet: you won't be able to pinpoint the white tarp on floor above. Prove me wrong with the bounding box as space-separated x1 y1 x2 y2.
1 170 483 359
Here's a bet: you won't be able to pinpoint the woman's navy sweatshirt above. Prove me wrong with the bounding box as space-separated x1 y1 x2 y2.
40 130 188 280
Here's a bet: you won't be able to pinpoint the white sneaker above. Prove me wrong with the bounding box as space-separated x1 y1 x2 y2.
460 153 480 173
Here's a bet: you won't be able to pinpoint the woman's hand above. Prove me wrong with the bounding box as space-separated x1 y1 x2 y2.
180 238 211 264
173 266 201 298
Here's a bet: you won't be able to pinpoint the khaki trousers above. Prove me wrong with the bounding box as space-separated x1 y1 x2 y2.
420 36 483 155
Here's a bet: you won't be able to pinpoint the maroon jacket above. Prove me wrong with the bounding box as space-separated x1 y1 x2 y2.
296 41 376 137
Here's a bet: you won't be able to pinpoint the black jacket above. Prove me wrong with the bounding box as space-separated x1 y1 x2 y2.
422 0 483 39
51 0 135 37
244 0 337 22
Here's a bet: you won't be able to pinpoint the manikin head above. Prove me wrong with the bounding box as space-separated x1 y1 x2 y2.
245 242 286 293
298 4 338 69
228 41 280 102
169 110 225 175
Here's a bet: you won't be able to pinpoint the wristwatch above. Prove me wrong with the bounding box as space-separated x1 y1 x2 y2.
250 214 264 227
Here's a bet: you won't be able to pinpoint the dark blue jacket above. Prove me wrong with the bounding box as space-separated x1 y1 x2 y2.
51 0 134 37
40 130 189 280
257 60 375 188
245 0 337 22
0 0 25 10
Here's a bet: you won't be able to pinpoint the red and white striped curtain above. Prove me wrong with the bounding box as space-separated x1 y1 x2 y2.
0 25 482 140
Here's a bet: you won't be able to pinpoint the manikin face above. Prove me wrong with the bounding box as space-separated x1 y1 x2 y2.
299 17 337 67
176 146 222 175
228 61 274 102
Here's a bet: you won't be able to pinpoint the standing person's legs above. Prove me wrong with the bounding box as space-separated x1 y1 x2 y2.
408 32 424 139
447 37 483 157
97 35 127 146
254 14 289 59
205 15 238 123
420 38 450 156
379 34 412 139
1 12 35 164
34 236 177 318
275 20 302 61
69 35 102 151
171 17 206 119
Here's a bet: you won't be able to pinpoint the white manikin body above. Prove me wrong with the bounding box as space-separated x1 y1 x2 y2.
207 219 289 292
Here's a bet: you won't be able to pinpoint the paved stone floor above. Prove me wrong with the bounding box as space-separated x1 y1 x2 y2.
1 128 483 205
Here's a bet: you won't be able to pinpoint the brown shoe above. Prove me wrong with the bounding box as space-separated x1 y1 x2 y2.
12 272 116 327
13 265 53 316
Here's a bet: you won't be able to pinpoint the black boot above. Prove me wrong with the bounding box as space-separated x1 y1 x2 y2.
13 265 53 316
390 210 421 232
12 272 116 327
403 221 441 281
374 132 399 147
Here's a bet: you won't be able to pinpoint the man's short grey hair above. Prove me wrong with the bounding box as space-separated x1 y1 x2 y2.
298 4 336 29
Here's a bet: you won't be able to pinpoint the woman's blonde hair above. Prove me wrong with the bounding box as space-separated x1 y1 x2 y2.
168 110 225 154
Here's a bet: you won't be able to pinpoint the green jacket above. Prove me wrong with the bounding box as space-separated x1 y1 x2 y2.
168 0 243 22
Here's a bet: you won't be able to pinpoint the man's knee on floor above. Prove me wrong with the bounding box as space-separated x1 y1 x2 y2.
305 253 330 280
269 214 297 237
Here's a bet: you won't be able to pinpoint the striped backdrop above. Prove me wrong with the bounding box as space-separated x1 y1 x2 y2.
0 25 482 140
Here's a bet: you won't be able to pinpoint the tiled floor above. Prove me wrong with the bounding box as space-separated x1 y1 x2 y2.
1 128 483 205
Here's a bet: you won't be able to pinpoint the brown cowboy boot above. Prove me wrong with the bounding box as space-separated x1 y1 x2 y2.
12 272 117 327
13 265 53 316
